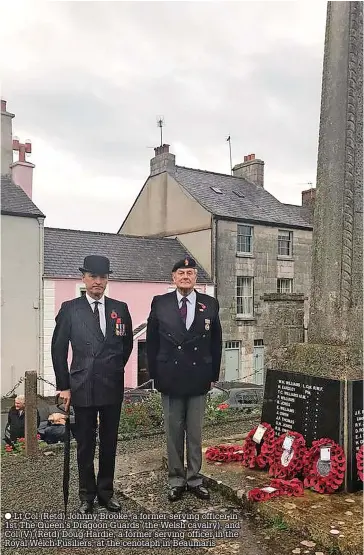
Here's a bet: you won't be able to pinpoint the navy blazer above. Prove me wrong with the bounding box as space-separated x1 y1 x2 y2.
146 291 222 397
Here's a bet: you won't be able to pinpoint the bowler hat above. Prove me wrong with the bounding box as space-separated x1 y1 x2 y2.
172 256 196 272
79 255 113 275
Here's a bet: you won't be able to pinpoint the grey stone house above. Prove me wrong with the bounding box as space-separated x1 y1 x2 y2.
119 145 314 384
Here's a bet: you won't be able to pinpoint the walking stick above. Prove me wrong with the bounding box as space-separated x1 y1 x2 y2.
56 394 71 517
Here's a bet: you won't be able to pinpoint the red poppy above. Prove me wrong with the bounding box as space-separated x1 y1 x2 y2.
111 311 118 319
303 437 346 494
357 445 364 481
242 423 275 470
217 403 229 410
269 431 307 479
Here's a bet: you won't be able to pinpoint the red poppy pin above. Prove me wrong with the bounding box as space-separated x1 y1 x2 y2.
111 310 118 319
198 302 206 312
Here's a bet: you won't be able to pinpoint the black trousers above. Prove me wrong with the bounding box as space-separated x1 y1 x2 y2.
74 403 122 502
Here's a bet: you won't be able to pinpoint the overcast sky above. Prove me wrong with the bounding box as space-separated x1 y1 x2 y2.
1 1 327 233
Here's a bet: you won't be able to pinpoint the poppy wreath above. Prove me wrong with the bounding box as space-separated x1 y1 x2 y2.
242 423 275 469
356 445 364 481
248 478 304 502
303 437 346 494
248 487 280 502
205 444 244 463
269 478 304 497
269 431 307 479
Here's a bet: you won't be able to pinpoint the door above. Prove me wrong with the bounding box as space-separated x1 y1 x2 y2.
253 341 264 385
224 341 240 382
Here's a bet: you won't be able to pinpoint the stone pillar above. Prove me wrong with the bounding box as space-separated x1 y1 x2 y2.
309 1 363 347
25 371 38 457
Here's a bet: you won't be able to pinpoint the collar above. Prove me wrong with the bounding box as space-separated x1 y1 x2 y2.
176 289 196 304
86 292 105 306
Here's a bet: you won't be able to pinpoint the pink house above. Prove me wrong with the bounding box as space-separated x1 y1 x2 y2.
43 227 214 394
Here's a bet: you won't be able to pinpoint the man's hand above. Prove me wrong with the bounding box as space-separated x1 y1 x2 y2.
59 389 71 412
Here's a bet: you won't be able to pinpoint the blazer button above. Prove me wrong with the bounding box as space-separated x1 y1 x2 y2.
178 346 182 350
194 347 198 351
202 334 206 338
193 362 196 366
175 361 178 365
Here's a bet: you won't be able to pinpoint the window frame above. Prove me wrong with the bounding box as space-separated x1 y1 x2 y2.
278 229 293 257
236 276 254 317
237 224 254 254
277 278 293 294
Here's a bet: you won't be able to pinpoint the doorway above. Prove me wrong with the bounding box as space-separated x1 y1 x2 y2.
224 341 240 382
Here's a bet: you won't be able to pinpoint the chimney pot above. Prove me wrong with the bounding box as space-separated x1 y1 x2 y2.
1 99 6 112
12 138 20 149
25 141 32 154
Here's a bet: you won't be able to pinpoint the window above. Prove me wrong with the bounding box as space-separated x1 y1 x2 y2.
277 278 293 293
233 191 245 198
254 339 264 346
237 225 253 253
236 277 254 317
210 186 223 194
225 341 240 349
278 230 293 256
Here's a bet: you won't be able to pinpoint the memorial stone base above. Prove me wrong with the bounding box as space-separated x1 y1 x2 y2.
262 343 363 493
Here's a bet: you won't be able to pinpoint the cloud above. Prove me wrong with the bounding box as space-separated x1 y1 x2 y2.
1 1 327 230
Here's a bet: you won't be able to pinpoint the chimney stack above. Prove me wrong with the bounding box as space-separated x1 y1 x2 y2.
10 138 35 199
1 99 15 175
150 144 175 176
301 187 316 223
233 153 264 187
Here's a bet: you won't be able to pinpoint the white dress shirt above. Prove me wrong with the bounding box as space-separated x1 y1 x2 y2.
176 289 196 330
86 292 106 336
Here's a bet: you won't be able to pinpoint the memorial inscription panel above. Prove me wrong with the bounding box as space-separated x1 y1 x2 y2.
261 369 344 445
347 379 364 492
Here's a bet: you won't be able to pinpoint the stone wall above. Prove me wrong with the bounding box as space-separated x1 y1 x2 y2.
260 293 306 369
216 219 311 381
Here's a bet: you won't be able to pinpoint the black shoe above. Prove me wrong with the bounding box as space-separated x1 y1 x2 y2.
168 486 185 502
79 501 93 514
187 484 210 500
98 496 121 512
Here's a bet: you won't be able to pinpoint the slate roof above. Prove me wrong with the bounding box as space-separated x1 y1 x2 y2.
173 166 312 229
283 203 313 226
1 175 45 218
44 227 212 282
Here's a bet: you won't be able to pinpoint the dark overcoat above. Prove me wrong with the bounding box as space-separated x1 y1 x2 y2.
51 296 133 407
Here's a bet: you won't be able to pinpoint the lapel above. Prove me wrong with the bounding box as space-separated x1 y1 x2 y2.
104 297 117 342
170 292 188 338
188 291 203 333
77 295 104 343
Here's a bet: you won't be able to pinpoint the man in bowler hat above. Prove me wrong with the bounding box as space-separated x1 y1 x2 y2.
146 256 222 501
51 255 133 513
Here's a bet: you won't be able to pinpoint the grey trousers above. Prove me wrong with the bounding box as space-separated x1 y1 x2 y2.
161 393 206 488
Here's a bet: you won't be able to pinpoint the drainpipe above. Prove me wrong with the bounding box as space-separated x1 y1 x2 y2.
37 217 45 395
212 216 219 299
